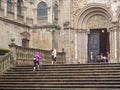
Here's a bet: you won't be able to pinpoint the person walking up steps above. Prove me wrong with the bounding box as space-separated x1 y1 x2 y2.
33 52 41 71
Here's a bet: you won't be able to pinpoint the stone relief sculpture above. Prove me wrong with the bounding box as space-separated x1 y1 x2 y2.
87 15 108 29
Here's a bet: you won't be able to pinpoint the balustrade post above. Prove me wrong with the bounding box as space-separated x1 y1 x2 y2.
8 43 17 65
62 48 66 64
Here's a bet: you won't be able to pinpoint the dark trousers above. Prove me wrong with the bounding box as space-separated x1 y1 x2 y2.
34 60 39 68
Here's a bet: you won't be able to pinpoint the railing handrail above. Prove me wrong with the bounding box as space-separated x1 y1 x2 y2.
0 51 14 73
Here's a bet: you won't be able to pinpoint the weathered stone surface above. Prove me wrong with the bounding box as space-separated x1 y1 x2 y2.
1 0 120 64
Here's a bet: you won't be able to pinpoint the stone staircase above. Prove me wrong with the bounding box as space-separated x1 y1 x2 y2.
0 63 120 90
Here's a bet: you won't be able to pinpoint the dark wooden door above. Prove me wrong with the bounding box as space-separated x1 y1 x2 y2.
88 29 100 63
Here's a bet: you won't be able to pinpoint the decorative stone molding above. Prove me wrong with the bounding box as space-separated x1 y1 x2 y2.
20 31 30 40
63 21 69 28
116 7 120 18
74 3 113 29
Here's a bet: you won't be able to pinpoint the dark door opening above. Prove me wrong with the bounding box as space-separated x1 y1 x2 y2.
88 28 109 63
22 38 29 48
100 29 109 56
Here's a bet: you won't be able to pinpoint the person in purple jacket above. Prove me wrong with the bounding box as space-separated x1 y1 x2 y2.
33 52 41 71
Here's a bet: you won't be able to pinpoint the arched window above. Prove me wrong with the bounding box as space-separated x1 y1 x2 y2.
7 0 12 12
53 4 58 19
37 1 48 18
17 0 22 15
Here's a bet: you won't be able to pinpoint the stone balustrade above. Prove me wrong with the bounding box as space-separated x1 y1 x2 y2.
9 43 66 65
0 43 66 73
0 52 13 73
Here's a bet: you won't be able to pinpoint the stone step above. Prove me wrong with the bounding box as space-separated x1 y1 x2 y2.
0 78 120 82
16 63 120 68
0 84 120 88
1 73 120 77
4 70 120 74
1 63 120 89
8 67 120 71
0 87 119 90
13 65 120 70
0 81 120 85
1 75 120 79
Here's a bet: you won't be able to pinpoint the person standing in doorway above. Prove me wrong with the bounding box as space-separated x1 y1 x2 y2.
51 49 57 64
33 52 41 71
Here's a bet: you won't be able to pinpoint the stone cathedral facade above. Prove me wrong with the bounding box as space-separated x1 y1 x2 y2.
0 0 120 64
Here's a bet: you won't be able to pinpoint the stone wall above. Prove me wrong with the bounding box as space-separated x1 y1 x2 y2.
0 19 29 49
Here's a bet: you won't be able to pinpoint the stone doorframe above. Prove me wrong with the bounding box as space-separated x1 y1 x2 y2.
20 31 30 48
73 3 120 64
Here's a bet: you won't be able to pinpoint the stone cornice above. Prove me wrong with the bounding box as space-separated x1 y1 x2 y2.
0 16 31 28
32 24 61 30
64 27 74 30
109 26 119 31
64 27 88 33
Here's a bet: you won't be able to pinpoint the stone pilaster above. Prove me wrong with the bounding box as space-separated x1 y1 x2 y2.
22 6 27 23
33 8 37 25
3 0 7 17
12 1 17 20
1 0 4 9
64 28 71 64
77 29 88 64
48 7 53 24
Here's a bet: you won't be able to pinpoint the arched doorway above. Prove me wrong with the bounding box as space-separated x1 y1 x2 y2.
88 28 109 63
74 3 112 64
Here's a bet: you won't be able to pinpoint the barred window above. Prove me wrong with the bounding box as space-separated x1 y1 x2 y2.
7 0 12 12
37 1 48 18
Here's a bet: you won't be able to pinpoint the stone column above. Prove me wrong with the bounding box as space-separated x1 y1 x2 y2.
77 29 88 64
77 30 83 64
33 8 37 25
48 7 53 24
109 26 119 63
118 26 120 63
68 28 71 64
75 30 78 63
79 30 82 63
82 29 88 64
22 6 27 23
12 1 17 20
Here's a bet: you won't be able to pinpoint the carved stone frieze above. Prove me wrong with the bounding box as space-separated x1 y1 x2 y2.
72 0 87 15
20 31 30 40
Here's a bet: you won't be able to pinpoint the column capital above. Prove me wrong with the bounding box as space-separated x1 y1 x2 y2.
109 26 119 32
75 29 88 33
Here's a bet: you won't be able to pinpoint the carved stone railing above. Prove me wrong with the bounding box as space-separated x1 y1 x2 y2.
9 43 66 65
0 51 14 73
